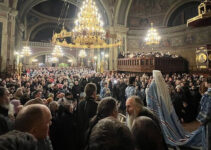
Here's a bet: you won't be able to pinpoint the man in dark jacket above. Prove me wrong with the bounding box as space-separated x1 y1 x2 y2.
92 74 101 94
0 130 37 150
0 87 14 135
78 83 98 149
50 104 77 150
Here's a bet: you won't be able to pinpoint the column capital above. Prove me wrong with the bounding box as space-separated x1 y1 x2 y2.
9 9 18 17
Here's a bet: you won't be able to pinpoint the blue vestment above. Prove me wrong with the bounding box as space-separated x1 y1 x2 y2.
125 85 136 99
147 81 203 148
197 88 211 150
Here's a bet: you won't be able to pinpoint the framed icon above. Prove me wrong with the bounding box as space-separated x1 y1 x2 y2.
198 53 207 63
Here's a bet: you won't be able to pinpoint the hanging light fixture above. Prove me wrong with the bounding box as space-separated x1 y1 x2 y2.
79 49 87 66
52 0 122 49
79 49 87 58
50 57 59 63
21 46 32 56
52 45 64 57
145 23 161 45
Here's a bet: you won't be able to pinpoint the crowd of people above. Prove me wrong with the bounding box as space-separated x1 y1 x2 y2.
0 67 210 150
118 51 180 59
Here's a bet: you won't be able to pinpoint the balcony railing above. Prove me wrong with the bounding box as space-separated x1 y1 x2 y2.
22 41 71 50
22 41 53 47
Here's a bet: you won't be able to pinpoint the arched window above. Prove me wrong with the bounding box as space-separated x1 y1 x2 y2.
168 2 200 27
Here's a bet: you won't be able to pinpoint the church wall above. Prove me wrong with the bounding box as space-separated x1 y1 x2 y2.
127 25 211 71
126 0 210 71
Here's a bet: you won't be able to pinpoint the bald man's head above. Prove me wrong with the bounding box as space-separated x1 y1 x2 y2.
15 104 52 139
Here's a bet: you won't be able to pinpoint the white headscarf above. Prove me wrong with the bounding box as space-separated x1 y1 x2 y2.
153 70 173 113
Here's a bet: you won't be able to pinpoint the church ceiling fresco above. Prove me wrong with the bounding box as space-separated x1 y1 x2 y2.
128 0 177 28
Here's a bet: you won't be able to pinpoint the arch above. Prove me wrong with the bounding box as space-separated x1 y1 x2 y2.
61 0 80 7
33 1 78 19
19 0 110 26
19 0 48 21
97 0 110 26
163 0 200 27
99 0 112 26
117 0 130 25
29 50 76 63
124 0 133 27
29 23 59 42
113 0 133 27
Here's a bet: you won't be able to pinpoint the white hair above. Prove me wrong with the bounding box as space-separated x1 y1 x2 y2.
153 70 173 113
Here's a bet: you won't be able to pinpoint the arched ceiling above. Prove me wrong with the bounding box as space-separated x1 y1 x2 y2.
17 0 110 42
33 0 78 18
18 0 109 25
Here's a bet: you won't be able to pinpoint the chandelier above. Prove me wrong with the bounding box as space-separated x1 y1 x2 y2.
50 57 59 63
79 50 87 58
21 46 32 56
145 23 161 45
52 0 121 49
52 45 64 57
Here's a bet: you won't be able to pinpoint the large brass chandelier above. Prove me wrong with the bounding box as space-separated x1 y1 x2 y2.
145 23 161 45
52 0 121 49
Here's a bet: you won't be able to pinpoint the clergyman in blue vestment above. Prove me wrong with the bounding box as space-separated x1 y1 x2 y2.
146 70 203 149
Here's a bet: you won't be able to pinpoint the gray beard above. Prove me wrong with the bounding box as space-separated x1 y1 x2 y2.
126 112 137 130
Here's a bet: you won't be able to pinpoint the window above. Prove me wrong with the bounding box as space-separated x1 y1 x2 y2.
168 2 199 27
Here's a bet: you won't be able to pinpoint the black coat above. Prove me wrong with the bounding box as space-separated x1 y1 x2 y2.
80 78 88 92
78 97 98 149
72 84 81 99
137 108 160 129
92 77 101 94
0 106 14 135
50 106 77 150
137 108 168 150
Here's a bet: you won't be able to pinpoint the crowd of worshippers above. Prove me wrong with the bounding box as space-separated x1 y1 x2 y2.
0 67 208 150
118 51 179 58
